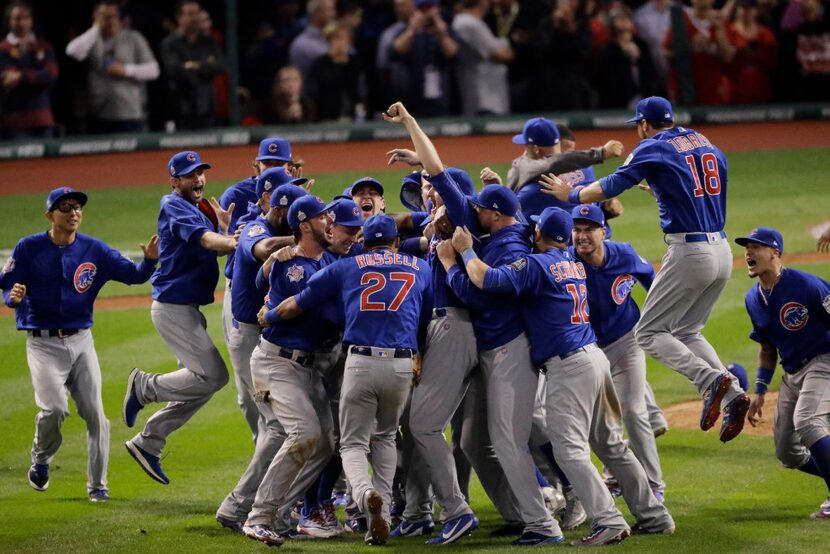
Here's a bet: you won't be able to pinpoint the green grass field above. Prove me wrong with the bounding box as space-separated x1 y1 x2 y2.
1 146 829 552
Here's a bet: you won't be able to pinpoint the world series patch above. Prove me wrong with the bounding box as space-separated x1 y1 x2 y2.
248 224 266 238
2 256 14 274
286 264 305 283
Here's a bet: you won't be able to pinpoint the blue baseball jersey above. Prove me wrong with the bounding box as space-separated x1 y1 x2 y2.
573 241 655 345
600 126 727 234
428 237 465 310
231 216 275 324
262 255 329 351
151 192 220 305
427 170 482 237
296 249 430 350
0 232 155 329
560 165 596 187
220 177 258 279
480 248 596 367
446 223 532 351
745 268 830 374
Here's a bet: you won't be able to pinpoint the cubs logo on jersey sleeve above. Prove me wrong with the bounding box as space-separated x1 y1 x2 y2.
611 274 636 305
286 264 305 283
74 262 97 293
779 302 809 331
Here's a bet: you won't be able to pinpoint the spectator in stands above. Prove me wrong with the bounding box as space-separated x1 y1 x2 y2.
260 65 315 124
453 0 513 115
0 1 58 139
377 0 458 118
289 0 337 83
596 7 657 108
306 21 363 122
531 0 594 111
664 0 736 105
485 0 545 111
777 0 830 101
727 0 778 104
65 1 159 134
160 0 225 130
633 0 675 96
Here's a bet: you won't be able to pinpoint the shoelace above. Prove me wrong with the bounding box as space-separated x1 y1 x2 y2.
322 503 338 526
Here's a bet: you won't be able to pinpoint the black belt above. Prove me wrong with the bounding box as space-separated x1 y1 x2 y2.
350 346 414 359
559 344 596 360
684 231 726 243
28 329 82 338
277 347 313 366
434 308 449 317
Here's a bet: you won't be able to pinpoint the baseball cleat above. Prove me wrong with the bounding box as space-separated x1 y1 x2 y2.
364 488 389 545
700 372 732 431
425 513 479 545
216 514 245 534
88 489 110 502
810 497 830 520
243 523 285 546
122 368 144 428
321 500 344 533
512 531 565 546
124 440 169 484
297 506 341 538
571 525 630 546
719 393 750 442
344 515 368 533
391 518 435 537
630 522 676 535
27 463 49 491
560 487 587 530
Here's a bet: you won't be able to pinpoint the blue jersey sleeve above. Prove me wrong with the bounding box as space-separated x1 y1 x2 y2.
165 199 210 246
481 257 529 294
399 236 426 257
745 290 770 344
808 274 830 325
600 141 658 198
446 265 493 308
103 244 157 285
427 171 480 236
624 244 656 290
295 263 341 312
0 241 27 307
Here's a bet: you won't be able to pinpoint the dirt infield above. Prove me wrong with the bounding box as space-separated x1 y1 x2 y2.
665 391 776 436
2 119 830 194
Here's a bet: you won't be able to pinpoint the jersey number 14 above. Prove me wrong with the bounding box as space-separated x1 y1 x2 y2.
684 153 721 197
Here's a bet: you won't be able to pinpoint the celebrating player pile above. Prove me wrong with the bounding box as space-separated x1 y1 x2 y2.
3 96 828 549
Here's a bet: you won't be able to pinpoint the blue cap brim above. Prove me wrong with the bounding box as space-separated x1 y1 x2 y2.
48 191 88 211
625 116 643 124
175 162 211 176
511 134 527 145
734 237 777 249
529 214 541 223
256 155 292 162
290 177 308 186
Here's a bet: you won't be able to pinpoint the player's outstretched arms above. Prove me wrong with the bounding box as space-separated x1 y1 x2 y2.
540 173 607 204
383 102 444 177
602 140 624 159
200 231 237 254
210 197 234 234
386 148 421 167
139 234 160 261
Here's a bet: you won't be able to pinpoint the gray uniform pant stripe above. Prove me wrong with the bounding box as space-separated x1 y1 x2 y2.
774 353 830 468
27 329 109 492
635 237 743 404
131 301 228 456
227 321 264 442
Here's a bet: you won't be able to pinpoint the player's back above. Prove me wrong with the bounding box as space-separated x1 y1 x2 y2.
338 249 429 350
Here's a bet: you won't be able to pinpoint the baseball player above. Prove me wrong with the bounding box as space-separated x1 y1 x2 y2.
570 204 666 499
386 102 538 545
122 150 237 485
542 96 750 442
275 214 431 546
441 206 676 545
239 195 337 546
214 179 308 534
737 227 830 520
0 187 158 501
350 176 386 220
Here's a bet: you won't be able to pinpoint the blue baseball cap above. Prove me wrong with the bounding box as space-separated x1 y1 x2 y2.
469 184 519 217
257 167 307 198
350 176 385 197
735 227 784 254
415 0 438 7
726 363 749 391
512 117 560 147
287 195 328 230
571 204 606 227
363 214 398 242
46 186 87 212
626 96 673 124
270 183 308 209
168 150 211 177
326 199 364 227
445 167 476 196
400 172 424 212
256 137 292 162
531 206 572 243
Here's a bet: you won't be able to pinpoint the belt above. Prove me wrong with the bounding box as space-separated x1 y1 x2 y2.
683 231 726 243
28 329 82 338
433 307 471 321
349 345 415 359
278 347 312 366
559 343 598 360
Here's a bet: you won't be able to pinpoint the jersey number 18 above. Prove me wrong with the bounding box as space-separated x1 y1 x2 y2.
684 153 721 197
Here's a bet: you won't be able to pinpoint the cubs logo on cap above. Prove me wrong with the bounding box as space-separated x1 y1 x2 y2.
74 262 97 293
350 176 385 197
46 186 88 212
167 150 211 177
779 302 808 331
570 204 605 227
268 143 278 153
734 227 784 254
257 137 292 162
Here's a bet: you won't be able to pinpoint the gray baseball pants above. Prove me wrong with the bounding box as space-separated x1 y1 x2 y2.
543 344 673 532
645 381 669 431
602 330 665 494
774 353 830 468
399 399 434 523
635 233 744 405
472 333 561 536
227 319 263 441
130 301 229 456
27 329 109 492
245 340 335 527
340 348 413 522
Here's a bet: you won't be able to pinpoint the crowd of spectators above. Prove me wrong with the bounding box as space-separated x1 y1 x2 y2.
0 0 827 139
